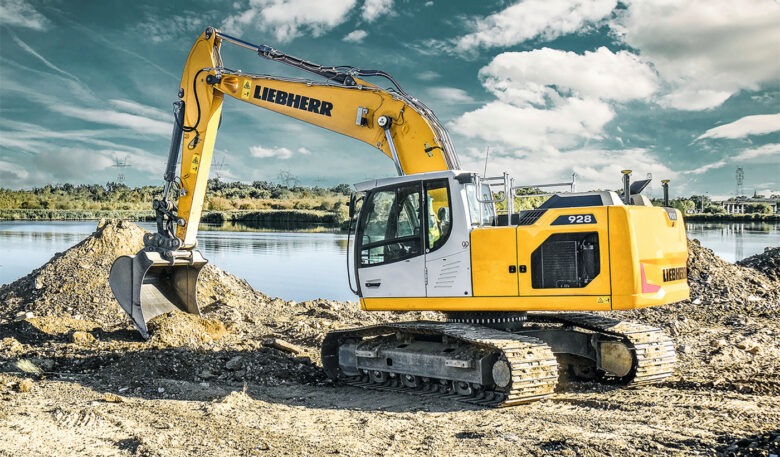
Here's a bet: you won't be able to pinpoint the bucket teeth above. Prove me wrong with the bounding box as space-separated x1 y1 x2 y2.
109 249 207 338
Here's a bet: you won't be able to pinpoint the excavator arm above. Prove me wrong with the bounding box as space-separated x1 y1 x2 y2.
170 28 458 249
110 27 459 337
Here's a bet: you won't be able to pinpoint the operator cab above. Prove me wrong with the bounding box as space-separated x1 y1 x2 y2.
348 170 490 299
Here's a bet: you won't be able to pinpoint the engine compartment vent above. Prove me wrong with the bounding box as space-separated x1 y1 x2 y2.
531 232 600 289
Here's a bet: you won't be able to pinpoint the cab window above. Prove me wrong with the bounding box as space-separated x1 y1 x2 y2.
358 183 422 266
425 179 452 252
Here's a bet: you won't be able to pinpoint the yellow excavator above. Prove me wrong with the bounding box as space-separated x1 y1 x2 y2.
110 27 689 406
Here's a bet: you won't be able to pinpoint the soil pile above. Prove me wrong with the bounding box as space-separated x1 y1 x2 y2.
738 246 780 281
0 220 423 340
0 219 145 327
687 238 780 319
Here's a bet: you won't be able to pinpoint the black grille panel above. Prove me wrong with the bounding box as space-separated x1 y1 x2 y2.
531 232 600 289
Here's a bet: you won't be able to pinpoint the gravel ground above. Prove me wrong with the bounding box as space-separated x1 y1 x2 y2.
1 220 778 456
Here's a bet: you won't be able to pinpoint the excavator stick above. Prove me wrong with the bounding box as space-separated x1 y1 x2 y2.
109 250 207 339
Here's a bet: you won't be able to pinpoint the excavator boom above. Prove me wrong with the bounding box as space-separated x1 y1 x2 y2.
109 27 459 337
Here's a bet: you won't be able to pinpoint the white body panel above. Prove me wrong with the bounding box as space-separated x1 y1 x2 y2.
357 255 426 298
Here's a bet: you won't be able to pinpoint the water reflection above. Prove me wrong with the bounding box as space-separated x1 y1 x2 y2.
685 221 780 263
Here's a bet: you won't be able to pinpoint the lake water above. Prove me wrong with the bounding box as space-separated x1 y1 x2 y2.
685 221 780 263
1 221 778 300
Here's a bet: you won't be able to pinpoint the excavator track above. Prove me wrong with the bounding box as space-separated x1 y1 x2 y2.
525 312 677 386
322 321 558 407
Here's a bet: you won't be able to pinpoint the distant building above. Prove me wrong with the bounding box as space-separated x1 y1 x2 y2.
717 196 779 214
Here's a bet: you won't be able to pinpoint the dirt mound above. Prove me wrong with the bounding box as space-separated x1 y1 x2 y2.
738 246 780 281
147 312 228 348
0 220 430 346
687 239 780 318
0 219 145 327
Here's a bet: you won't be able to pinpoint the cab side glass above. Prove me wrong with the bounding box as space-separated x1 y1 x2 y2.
357 184 422 266
425 179 452 252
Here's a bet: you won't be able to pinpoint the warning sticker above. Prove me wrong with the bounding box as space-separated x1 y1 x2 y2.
597 296 611 304
190 155 200 173
241 81 251 99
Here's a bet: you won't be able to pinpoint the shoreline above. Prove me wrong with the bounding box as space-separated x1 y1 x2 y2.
0 209 347 231
684 213 780 222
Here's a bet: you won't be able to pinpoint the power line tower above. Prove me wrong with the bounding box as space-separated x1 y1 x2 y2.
277 169 299 187
113 155 129 184
214 154 227 182
736 167 744 197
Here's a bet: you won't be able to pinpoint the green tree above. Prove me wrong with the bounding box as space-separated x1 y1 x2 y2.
670 198 695 214
744 203 772 214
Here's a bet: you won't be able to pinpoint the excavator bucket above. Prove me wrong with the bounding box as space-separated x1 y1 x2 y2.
109 250 207 339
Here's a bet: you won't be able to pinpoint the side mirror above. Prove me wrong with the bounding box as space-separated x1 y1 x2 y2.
349 193 364 220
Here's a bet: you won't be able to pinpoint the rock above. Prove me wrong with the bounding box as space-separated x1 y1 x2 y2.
16 378 34 393
225 356 243 371
71 331 96 345
263 338 304 354
15 359 43 375
102 393 126 403
712 339 727 349
199 369 216 380
0 337 23 353
33 358 55 372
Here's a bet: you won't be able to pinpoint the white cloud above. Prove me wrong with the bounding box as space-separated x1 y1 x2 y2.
450 98 614 152
250 145 294 159
680 144 780 175
135 15 204 43
734 143 780 161
51 105 171 137
459 145 676 192
480 47 657 106
456 0 616 51
682 160 728 175
0 159 31 184
8 31 82 83
109 99 170 121
361 0 394 23
614 0 780 110
0 0 49 30
221 0 357 42
32 148 115 181
696 114 780 141
417 71 440 81
657 89 732 112
427 87 475 104
343 30 368 43
450 47 657 155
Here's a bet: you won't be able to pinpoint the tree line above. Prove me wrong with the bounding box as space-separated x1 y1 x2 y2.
0 179 352 213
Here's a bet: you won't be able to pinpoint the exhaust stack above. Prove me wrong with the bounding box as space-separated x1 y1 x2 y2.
621 169 632 205
662 179 670 207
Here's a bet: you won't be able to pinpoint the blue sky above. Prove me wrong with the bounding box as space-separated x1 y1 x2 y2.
0 0 778 199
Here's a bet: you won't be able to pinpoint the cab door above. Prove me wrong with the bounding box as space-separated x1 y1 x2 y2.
355 182 426 298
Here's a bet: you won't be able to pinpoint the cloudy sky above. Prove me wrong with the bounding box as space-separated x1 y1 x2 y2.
1 0 778 199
